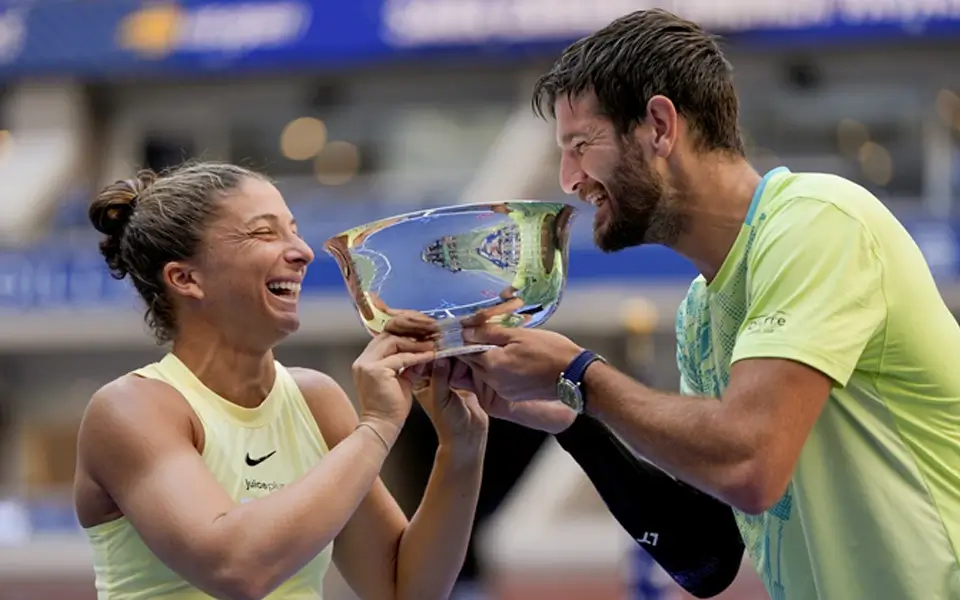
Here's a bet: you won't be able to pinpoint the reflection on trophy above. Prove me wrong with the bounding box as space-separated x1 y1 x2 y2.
324 201 577 358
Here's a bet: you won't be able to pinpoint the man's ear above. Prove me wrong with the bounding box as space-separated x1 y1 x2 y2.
644 94 680 158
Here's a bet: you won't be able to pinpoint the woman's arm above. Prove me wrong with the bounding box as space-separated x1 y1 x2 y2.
78 375 402 600
295 366 485 600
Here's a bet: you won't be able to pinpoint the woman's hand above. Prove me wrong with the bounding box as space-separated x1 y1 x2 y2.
410 360 489 451
352 332 437 446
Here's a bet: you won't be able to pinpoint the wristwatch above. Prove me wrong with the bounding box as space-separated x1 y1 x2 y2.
556 349 606 414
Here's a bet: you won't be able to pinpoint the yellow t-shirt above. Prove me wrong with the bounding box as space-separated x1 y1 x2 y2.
676 167 960 599
83 353 332 599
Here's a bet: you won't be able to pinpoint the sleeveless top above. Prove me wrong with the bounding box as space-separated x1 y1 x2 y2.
83 353 333 599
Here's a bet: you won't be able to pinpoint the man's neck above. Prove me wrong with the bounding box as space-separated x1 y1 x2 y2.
670 157 763 283
171 324 277 409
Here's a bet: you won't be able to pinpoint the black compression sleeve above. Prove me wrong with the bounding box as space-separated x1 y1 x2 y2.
555 415 744 598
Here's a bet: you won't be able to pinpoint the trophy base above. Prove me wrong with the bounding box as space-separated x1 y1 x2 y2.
432 322 497 360
435 344 498 359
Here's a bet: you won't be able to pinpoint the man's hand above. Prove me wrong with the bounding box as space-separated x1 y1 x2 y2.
459 324 582 401
450 360 577 434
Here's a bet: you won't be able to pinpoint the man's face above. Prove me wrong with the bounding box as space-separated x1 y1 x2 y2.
555 92 683 251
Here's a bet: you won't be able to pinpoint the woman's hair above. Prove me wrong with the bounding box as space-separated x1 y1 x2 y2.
88 161 265 343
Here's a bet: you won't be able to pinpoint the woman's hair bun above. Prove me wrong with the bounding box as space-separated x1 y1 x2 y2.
89 168 157 237
89 168 158 278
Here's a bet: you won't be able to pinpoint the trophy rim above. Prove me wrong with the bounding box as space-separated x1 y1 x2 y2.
321 198 578 248
321 198 577 339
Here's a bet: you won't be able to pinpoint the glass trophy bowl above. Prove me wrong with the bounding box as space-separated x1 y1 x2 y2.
323 200 577 359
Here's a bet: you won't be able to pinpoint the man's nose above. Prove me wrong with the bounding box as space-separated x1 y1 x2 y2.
559 153 587 195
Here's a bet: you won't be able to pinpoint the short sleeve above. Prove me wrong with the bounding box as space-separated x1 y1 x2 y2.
731 199 886 387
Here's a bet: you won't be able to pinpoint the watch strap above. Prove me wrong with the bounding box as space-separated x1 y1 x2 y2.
560 349 605 412
562 349 603 386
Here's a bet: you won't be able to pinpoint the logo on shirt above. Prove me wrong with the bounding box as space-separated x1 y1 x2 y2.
245 450 277 467
745 311 788 334
244 478 286 493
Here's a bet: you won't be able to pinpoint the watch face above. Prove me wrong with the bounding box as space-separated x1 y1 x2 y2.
556 378 582 411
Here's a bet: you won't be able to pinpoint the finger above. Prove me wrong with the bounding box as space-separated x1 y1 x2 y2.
448 359 472 389
430 357 450 378
361 332 398 355
451 387 480 409
367 335 437 361
385 308 438 328
410 358 444 393
410 362 432 378
384 311 441 339
461 323 517 346
429 358 451 397
457 348 506 374
458 311 490 328
367 329 435 349
474 390 492 410
474 367 507 409
380 350 437 374
473 385 501 416
400 362 432 391
460 297 524 328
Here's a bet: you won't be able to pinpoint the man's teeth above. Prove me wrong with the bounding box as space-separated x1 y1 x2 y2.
587 193 607 207
267 282 302 294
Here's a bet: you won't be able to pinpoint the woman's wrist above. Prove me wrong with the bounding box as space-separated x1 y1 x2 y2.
357 415 402 450
436 432 487 470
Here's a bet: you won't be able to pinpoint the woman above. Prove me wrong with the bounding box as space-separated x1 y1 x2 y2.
73 162 488 599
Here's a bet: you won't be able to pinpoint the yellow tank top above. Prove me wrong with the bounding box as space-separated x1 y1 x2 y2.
83 353 333 599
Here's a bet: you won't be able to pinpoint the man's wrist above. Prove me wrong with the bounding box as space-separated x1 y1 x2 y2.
557 349 606 414
554 345 585 380
581 359 610 418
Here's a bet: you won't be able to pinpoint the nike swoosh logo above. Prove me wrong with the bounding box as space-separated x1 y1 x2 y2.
245 450 277 467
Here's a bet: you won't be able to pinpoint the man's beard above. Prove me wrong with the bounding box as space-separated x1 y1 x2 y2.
594 140 684 252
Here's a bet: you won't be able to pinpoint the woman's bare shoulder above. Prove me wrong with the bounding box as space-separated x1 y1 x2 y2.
83 374 192 425
286 367 359 446
78 374 201 461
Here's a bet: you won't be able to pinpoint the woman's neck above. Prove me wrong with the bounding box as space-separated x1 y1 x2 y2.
171 334 277 409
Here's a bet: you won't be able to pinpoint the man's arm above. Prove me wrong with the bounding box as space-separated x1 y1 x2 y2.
555 415 744 598
582 358 832 514
582 199 886 514
466 380 746 597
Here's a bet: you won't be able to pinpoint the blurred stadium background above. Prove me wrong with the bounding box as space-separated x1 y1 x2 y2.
0 1 958 598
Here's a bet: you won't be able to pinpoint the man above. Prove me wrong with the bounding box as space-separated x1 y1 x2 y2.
460 9 960 600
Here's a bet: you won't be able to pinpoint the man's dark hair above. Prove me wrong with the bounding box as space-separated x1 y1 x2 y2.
532 9 744 156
